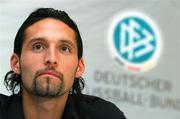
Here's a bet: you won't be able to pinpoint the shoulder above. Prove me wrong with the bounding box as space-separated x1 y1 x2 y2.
0 93 13 112
0 93 24 119
78 94 126 119
0 94 9 118
0 93 21 109
81 94 118 109
0 93 9 108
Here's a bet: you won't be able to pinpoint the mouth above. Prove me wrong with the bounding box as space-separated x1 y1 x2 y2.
38 71 60 79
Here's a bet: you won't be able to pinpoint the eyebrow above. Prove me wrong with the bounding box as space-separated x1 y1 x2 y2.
28 37 46 44
59 39 76 48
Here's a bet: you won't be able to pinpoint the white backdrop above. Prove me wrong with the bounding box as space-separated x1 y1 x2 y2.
0 0 180 119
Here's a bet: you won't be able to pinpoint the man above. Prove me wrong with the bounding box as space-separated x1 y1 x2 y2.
0 8 126 119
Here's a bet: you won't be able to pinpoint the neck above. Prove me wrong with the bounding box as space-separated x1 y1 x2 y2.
22 90 69 119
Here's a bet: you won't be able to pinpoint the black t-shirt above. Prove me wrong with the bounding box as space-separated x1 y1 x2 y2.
0 93 126 119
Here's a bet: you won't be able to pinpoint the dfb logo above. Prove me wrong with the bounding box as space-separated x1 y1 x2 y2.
108 11 162 73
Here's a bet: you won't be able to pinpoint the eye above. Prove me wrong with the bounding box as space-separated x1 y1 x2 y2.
32 43 45 52
60 45 71 53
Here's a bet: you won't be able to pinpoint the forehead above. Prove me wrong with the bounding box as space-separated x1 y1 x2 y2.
24 18 77 44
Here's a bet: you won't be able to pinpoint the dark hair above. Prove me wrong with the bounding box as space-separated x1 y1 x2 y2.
4 8 84 95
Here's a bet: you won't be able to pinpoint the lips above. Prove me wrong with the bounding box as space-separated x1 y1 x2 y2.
38 71 60 78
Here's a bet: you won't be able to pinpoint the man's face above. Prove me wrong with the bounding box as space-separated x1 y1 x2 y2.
11 18 84 98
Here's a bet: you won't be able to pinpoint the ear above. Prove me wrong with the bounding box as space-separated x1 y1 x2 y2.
10 53 20 74
75 58 85 78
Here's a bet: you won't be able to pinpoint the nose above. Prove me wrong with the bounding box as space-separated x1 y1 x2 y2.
44 48 58 66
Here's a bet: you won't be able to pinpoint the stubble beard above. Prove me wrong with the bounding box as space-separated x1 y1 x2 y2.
33 77 64 98
32 70 65 98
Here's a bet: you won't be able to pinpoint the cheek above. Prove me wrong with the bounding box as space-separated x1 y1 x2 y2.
19 62 34 90
62 60 79 85
20 61 34 82
20 53 43 71
63 59 78 75
19 55 41 82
